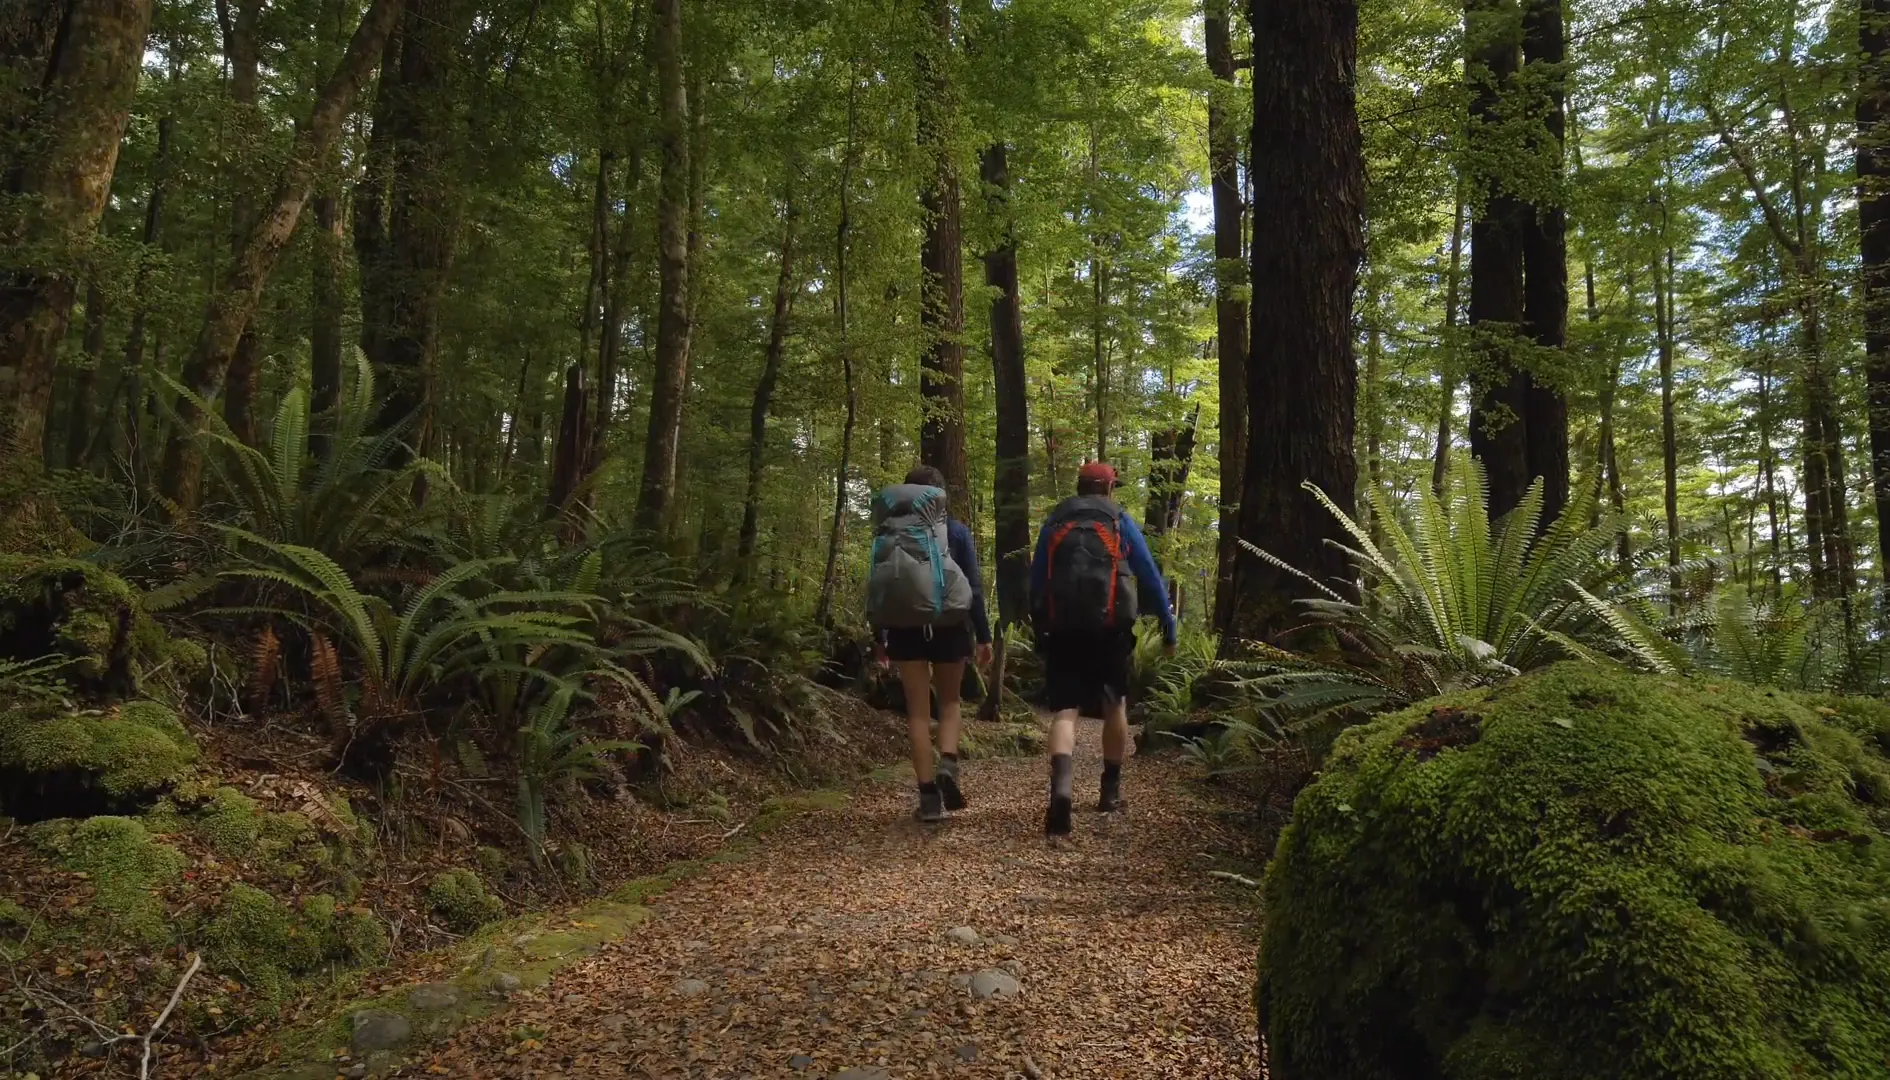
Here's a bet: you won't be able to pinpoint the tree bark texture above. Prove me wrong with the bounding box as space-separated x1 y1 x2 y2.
1464 0 1532 524
1519 0 1569 523
737 197 798 577
636 0 689 536
360 0 467 466
1207 0 1248 637
1433 192 1465 498
983 141 1031 630
917 0 968 513
1861 0 1890 577
158 0 402 506
217 0 266 447
310 188 345 458
0 0 154 466
1228 0 1363 650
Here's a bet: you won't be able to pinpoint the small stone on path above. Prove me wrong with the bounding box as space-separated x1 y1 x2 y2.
788 1053 814 1069
485 971 522 996
349 1009 412 1054
969 969 1020 1000
955 1043 979 1063
945 925 980 946
672 977 711 997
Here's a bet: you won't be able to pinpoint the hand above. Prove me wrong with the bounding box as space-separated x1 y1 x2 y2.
874 647 890 670
975 642 993 668
1162 642 1178 659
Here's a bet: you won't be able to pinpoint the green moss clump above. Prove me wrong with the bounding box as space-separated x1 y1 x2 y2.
0 896 27 929
200 886 388 1001
0 556 165 695
0 698 198 806
28 816 184 944
426 869 504 933
1259 663 1890 1080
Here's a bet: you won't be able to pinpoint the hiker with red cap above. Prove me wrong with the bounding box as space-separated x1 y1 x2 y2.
1028 460 1176 838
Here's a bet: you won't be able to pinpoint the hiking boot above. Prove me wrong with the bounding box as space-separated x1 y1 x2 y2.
936 758 967 811
1098 773 1123 813
1044 794 1073 838
915 787 946 824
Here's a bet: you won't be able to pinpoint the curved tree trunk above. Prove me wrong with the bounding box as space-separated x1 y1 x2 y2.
0 0 154 468
159 0 402 507
1228 0 1363 649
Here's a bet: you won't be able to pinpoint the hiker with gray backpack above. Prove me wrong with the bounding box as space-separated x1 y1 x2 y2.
868 465 992 824
1029 460 1175 838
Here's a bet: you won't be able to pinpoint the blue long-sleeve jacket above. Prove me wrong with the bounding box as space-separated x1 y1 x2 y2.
947 518 993 644
1028 504 1177 644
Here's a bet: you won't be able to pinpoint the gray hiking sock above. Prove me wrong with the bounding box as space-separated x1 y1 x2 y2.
1050 753 1074 800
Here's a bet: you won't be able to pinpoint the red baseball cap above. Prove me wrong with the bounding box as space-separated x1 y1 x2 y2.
1078 460 1118 486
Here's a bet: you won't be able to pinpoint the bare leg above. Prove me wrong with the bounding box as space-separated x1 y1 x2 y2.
1049 708 1079 756
898 660 936 783
932 661 965 756
1101 696 1129 764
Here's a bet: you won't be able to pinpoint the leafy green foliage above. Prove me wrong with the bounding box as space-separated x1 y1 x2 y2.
516 687 637 861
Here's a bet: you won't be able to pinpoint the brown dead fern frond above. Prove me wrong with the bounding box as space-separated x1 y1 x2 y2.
309 632 351 743
245 623 280 711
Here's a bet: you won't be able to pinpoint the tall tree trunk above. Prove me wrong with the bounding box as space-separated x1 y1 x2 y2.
310 188 345 457
547 361 589 521
1228 0 1363 650
158 0 402 507
590 141 644 479
109 110 173 475
1760 343 1784 595
1520 0 1569 524
363 0 468 469
1432 190 1465 498
1464 0 1531 523
0 0 154 467
1863 0 1890 579
635 0 689 536
1208 0 1248 636
217 0 266 447
1655 245 1681 606
982 140 1030 631
736 195 798 578
917 0 968 510
65 275 107 469
816 74 860 628
1363 306 1384 545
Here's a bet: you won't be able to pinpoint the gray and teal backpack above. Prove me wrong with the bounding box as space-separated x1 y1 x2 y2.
866 484 974 630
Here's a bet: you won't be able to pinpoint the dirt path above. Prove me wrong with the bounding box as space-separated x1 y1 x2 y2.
422 721 1265 1079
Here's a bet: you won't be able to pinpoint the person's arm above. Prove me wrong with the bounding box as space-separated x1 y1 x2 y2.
949 521 992 645
1028 519 1052 617
1118 513 1177 644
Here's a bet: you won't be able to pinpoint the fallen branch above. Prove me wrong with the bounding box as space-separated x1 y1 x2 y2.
720 821 748 841
140 951 203 1080
1206 870 1259 888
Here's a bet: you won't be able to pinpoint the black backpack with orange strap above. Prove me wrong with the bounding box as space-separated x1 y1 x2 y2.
1037 495 1139 633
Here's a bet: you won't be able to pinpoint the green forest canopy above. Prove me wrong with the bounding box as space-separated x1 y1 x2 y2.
4 0 1889 640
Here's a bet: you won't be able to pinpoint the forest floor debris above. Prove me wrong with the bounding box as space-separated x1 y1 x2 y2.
395 720 1264 1079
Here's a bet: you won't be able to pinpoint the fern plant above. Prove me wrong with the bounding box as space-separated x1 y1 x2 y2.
517 687 637 862
1236 463 1642 719
169 353 440 572
217 532 597 736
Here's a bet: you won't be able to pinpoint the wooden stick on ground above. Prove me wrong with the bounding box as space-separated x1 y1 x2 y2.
140 951 203 1080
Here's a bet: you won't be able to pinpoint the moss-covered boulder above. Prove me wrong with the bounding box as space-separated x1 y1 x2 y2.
27 816 185 944
1259 663 1890 1080
0 555 167 696
200 885 386 999
426 869 504 934
0 698 197 817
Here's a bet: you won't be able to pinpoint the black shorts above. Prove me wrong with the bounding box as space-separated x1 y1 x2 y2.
884 623 974 664
1039 629 1136 716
